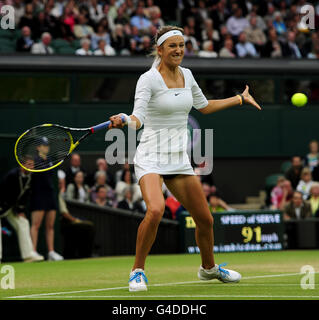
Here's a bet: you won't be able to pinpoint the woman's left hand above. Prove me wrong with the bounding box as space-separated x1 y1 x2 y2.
242 85 262 110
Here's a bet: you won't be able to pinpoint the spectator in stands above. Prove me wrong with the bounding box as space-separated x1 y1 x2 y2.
0 159 44 263
226 7 249 39
114 4 130 26
307 42 319 59
244 16 267 53
285 156 303 189
208 193 226 213
272 12 287 37
130 25 142 46
304 140 319 171
296 167 314 200
93 185 113 207
281 30 302 59
279 179 294 211
198 40 218 58
185 16 202 42
270 175 286 210
111 24 130 55
261 27 283 58
117 186 145 213
73 14 94 39
138 35 152 55
60 4 77 34
89 0 104 25
13 0 25 27
201 19 220 50
130 5 151 34
33 10 57 40
50 0 67 18
149 6 164 30
184 39 197 57
91 23 111 51
219 38 236 58
65 170 90 203
64 153 87 186
59 181 95 259
30 137 63 261
183 25 199 52
283 191 312 221
18 2 37 35
94 39 116 56
75 38 93 55
245 6 267 31
115 169 142 203
16 26 34 52
31 32 54 54
90 170 115 205
115 161 136 184
235 32 259 58
210 0 230 31
309 182 319 217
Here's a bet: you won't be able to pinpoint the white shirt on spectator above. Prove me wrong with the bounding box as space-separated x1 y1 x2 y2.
94 45 116 56
31 42 54 54
75 48 93 56
198 51 218 58
226 16 249 36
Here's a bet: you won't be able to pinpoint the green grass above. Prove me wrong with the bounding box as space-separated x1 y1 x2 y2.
1 250 319 300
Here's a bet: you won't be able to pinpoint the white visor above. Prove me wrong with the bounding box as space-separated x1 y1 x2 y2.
157 30 184 46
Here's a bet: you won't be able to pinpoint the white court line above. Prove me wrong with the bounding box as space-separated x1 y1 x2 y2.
10 295 319 299
6 272 316 299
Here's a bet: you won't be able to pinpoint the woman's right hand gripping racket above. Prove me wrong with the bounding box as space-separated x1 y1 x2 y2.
14 116 126 173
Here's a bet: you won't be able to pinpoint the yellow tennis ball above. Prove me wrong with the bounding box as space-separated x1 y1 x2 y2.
291 93 308 107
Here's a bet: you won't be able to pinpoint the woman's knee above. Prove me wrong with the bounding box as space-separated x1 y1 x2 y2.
195 213 214 230
146 202 165 225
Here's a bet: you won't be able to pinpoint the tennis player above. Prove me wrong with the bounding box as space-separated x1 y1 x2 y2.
109 26 261 292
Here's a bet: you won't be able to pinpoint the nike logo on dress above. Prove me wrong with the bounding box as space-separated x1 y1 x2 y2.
175 93 181 96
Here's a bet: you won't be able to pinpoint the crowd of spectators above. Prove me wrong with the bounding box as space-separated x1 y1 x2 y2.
1 0 318 58
269 139 319 220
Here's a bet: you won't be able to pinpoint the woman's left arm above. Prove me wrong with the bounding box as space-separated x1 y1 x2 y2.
199 85 262 115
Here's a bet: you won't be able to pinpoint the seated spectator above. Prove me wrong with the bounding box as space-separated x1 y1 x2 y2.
201 18 220 47
208 193 226 213
304 140 319 171
16 26 34 52
94 39 116 56
165 193 181 220
184 39 197 57
261 27 283 58
130 5 151 34
309 182 319 217
114 4 130 26
115 161 136 184
279 179 294 211
73 14 94 39
285 156 303 190
18 2 37 35
226 7 249 38
283 191 312 221
183 25 199 52
76 38 93 55
270 176 286 210
297 167 314 200
272 12 287 37
91 23 111 51
149 6 164 30
33 10 57 40
65 171 90 203
65 153 87 186
90 158 115 188
59 183 95 259
90 170 116 205
281 30 302 59
244 16 267 52
117 186 145 213
31 32 54 54
111 24 130 55
138 35 152 55
307 42 319 59
115 169 142 203
60 5 77 35
198 40 218 58
94 185 113 207
245 6 267 31
219 38 236 58
130 25 142 46
235 32 259 58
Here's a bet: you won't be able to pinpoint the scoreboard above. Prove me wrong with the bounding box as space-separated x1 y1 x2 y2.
179 210 284 253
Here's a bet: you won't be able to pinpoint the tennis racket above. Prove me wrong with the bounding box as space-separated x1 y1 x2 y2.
14 116 125 173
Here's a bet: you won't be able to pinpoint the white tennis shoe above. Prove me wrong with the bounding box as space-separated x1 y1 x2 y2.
129 268 148 292
198 263 241 283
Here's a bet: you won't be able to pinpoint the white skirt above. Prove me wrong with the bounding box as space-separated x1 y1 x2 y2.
133 148 195 183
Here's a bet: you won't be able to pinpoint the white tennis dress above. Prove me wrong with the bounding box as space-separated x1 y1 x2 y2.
132 66 208 182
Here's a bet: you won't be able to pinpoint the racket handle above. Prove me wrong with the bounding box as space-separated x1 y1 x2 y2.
91 115 126 133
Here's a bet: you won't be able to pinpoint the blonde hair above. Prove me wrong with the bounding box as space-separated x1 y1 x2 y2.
301 167 311 176
150 25 184 68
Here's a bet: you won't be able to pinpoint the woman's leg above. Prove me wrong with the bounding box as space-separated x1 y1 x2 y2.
45 210 56 252
30 210 45 251
133 173 165 270
164 175 215 269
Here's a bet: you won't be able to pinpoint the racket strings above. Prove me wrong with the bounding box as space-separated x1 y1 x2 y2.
15 126 75 171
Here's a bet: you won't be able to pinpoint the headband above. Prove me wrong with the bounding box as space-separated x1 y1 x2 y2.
157 30 184 46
